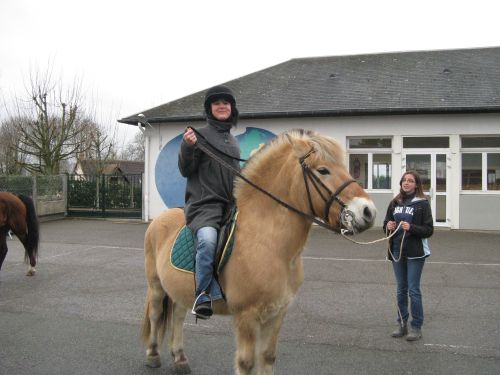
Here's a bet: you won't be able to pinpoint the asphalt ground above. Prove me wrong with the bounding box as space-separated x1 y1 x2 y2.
0 218 499 375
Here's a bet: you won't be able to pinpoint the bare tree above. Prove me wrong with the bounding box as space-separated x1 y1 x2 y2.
74 117 118 174
120 131 145 161
10 68 91 174
0 117 26 174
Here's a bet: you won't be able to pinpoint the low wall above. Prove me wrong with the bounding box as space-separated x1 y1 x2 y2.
36 198 66 217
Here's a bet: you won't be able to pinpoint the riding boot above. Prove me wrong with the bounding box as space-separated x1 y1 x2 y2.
191 292 213 320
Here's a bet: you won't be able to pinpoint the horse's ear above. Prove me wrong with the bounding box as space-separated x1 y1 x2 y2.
285 133 315 159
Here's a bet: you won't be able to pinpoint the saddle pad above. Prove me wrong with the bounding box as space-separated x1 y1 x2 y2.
170 226 196 273
170 211 238 274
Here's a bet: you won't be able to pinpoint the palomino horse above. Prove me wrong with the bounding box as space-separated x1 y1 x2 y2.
142 129 377 374
0 192 39 276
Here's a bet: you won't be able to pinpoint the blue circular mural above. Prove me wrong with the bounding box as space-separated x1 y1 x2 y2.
155 127 276 208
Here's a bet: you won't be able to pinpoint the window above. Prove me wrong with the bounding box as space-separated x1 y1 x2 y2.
462 154 482 190
461 136 500 191
373 154 392 189
348 137 392 189
403 137 449 148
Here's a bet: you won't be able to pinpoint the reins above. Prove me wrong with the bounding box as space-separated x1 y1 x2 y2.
190 127 248 162
189 130 347 233
189 126 403 250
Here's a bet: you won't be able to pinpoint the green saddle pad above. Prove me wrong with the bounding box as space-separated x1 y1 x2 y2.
170 211 238 274
171 226 196 273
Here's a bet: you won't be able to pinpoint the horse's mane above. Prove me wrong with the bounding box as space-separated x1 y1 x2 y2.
234 128 346 201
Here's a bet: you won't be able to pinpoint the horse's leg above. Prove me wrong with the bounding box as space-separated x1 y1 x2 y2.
234 312 259 375
16 231 36 276
168 302 190 374
26 257 36 276
0 231 8 271
257 310 287 375
142 283 167 368
25 238 36 276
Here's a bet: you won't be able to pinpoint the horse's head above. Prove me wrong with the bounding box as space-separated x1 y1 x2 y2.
285 129 376 234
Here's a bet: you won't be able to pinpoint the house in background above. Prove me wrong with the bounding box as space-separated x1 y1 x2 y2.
119 47 500 230
73 159 144 183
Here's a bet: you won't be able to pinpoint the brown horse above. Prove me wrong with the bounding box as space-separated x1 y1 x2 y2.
141 129 377 374
0 192 39 276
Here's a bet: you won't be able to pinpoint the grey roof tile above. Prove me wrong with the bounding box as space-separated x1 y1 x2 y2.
119 47 500 125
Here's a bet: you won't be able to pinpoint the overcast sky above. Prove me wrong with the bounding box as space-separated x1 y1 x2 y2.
1 0 498 144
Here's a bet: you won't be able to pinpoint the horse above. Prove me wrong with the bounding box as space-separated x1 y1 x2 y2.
0 192 39 276
141 129 377 375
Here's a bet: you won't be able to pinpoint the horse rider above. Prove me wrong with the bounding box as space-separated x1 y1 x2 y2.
178 85 241 319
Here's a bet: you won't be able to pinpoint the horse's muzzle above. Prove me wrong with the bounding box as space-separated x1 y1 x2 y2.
341 199 377 235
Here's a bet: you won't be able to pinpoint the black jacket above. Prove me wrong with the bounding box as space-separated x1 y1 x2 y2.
383 196 434 259
178 120 240 233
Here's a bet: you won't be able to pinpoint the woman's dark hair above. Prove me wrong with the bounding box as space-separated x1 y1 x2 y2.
393 170 427 204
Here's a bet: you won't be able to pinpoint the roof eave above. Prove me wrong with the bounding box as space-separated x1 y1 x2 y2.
118 115 205 125
118 106 500 125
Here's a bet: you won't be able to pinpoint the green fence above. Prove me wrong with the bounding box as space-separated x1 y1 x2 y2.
0 175 36 196
67 174 142 218
0 175 66 217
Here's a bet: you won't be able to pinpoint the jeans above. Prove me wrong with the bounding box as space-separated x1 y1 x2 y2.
392 256 426 328
194 226 222 305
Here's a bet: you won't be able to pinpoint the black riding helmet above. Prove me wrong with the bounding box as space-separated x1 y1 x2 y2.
204 85 239 124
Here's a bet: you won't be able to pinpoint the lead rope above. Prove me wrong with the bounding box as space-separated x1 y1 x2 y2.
341 222 406 327
340 221 403 246
385 224 406 326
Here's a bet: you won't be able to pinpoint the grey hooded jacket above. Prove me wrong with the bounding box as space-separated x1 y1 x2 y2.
178 119 240 233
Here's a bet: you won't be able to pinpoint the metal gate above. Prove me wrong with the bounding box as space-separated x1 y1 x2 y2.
67 174 142 218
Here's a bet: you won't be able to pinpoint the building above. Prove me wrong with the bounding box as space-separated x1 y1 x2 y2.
119 47 500 230
74 159 144 178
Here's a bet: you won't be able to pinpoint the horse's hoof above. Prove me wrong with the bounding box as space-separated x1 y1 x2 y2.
26 268 36 276
145 354 161 368
173 362 191 374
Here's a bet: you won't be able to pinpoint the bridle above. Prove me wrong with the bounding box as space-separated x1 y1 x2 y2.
298 145 357 231
189 127 359 234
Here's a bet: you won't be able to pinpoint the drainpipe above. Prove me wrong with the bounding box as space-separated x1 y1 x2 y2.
138 114 153 222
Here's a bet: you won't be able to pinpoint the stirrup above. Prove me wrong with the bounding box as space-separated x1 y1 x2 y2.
191 292 213 321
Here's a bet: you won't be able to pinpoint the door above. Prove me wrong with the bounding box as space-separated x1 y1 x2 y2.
402 152 449 227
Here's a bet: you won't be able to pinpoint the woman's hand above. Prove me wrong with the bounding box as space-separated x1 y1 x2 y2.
183 128 197 146
401 221 411 231
386 220 396 231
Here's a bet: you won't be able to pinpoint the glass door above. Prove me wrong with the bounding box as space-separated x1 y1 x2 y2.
403 152 449 227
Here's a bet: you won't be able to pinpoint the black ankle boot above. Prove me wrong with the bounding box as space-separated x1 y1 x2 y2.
391 323 408 338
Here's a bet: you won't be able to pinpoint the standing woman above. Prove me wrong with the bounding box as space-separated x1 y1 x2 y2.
178 85 240 320
383 170 434 341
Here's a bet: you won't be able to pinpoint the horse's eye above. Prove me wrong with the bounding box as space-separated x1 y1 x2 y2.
317 167 330 175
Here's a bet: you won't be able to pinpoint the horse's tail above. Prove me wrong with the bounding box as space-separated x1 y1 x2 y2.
141 290 169 344
17 194 39 263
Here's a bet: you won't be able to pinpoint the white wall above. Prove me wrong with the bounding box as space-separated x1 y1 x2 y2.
141 113 500 230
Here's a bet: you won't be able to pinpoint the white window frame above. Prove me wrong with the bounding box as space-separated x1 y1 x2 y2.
460 149 500 193
347 137 393 191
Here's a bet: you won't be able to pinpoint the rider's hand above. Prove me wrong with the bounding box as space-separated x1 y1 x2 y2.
183 128 197 146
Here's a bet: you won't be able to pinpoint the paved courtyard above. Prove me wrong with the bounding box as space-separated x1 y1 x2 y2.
1 218 499 374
